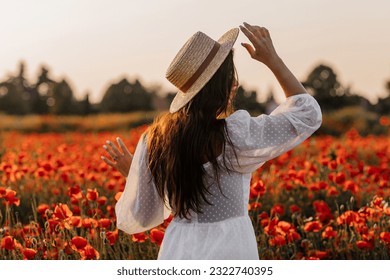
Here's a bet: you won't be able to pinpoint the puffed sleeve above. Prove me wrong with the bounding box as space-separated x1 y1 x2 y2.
115 133 171 235
225 93 322 173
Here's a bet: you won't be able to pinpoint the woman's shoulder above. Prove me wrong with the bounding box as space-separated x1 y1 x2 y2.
225 109 251 126
223 110 257 145
224 110 254 132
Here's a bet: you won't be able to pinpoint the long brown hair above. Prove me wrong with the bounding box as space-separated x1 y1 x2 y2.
146 50 238 219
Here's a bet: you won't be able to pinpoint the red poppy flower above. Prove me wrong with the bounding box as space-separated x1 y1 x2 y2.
37 203 50 218
1 236 15 250
71 205 81 215
23 248 37 260
278 221 292 233
69 216 82 227
313 200 333 223
86 188 99 201
106 179 116 190
106 230 118 246
271 204 285 216
313 200 331 214
249 180 266 199
0 186 6 196
80 244 100 260
112 171 122 180
289 204 301 213
308 183 320 191
44 248 59 260
23 223 41 236
249 202 262 211
328 172 336 182
372 196 384 208
67 185 81 196
97 196 108 206
335 172 346 184
52 203 73 220
106 205 116 218
46 219 61 233
260 218 269 227
328 160 338 170
35 167 46 178
71 236 88 250
3 189 20 206
327 186 339 196
264 217 279 236
41 161 53 172
287 231 301 242
322 226 337 239
98 218 111 229
380 232 390 243
132 232 148 243
337 211 360 226
311 250 328 259
150 228 165 246
344 180 358 194
259 211 269 220
360 207 381 221
303 221 323 232
356 240 374 250
268 235 286 246
82 218 98 229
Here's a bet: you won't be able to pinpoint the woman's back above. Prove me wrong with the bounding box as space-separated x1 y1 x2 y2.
115 92 321 259
108 23 323 259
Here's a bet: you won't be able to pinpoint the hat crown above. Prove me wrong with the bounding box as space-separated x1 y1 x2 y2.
166 32 220 92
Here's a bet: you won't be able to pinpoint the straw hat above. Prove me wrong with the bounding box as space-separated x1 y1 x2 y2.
166 28 239 113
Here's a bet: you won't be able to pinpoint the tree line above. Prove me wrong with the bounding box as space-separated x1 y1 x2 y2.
0 61 389 116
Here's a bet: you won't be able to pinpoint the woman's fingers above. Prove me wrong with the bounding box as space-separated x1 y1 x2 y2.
102 137 132 160
101 155 115 167
106 140 122 156
240 22 277 66
116 137 132 157
243 22 259 35
241 42 256 58
242 22 270 40
103 144 117 160
101 138 132 177
239 25 257 45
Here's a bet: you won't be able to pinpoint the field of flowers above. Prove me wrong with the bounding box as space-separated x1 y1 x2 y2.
0 125 389 260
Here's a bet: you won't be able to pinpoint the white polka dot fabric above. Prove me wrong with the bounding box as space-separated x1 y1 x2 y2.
115 93 322 259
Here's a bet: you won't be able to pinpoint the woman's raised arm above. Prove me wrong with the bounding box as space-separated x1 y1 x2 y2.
240 22 306 97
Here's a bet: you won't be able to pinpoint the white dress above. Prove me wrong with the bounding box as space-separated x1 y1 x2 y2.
115 93 322 259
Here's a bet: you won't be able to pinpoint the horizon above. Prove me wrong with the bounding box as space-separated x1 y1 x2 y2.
1 0 390 104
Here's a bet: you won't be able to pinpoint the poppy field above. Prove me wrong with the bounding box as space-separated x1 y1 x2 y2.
0 125 389 260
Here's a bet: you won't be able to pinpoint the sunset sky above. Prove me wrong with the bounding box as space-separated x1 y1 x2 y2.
1 0 390 104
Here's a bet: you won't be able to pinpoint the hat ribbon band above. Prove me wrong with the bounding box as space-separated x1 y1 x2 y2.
179 42 220 93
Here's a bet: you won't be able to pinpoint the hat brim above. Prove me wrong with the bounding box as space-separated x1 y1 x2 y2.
169 28 239 113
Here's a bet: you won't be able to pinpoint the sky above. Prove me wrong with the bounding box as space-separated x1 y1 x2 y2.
1 0 390 104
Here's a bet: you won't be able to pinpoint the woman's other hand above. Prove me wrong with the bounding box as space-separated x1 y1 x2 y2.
101 137 133 177
239 22 280 68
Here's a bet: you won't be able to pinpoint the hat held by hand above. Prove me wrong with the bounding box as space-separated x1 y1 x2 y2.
166 28 239 113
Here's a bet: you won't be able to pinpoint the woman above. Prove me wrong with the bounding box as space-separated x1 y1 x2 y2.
101 22 322 259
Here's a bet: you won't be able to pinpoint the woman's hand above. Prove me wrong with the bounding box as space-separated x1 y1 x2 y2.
240 22 306 97
239 22 280 68
101 137 133 178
